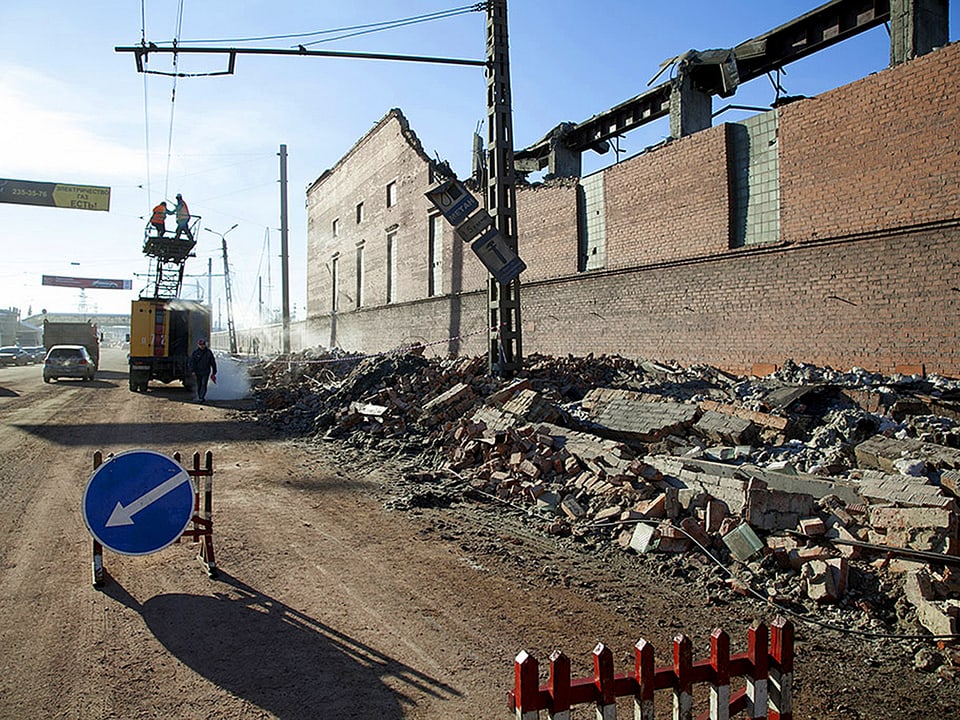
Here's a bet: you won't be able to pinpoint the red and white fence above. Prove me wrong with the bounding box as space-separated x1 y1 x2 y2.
509 617 793 720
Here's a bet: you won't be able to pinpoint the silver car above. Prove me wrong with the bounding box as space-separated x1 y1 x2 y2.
43 345 96 382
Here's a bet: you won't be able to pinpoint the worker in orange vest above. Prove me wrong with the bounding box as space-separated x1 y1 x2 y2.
173 193 193 242
150 201 171 237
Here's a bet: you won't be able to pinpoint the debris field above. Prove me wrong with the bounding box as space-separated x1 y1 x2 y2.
251 349 960 677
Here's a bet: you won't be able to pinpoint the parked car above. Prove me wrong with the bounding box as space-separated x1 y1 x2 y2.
23 346 46 363
0 346 32 366
43 345 96 382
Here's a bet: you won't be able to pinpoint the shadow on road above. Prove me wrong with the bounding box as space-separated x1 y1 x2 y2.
101 571 460 718
13 420 280 445
0 386 18 397
47 378 119 388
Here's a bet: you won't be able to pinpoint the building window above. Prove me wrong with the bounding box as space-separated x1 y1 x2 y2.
356 202 364 224
386 181 398 208
332 218 340 238
386 231 398 304
330 254 339 313
429 215 443 297
355 242 365 308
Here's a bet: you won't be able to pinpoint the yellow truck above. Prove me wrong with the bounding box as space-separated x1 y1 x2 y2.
128 298 211 392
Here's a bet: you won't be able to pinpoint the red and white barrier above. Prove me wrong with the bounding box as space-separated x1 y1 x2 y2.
509 618 794 720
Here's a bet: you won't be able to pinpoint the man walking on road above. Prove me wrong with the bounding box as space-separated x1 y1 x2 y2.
189 338 217 402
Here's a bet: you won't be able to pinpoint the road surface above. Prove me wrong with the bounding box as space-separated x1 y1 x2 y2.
0 347 956 719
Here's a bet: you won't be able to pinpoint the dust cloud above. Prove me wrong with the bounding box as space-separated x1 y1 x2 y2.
204 354 251 401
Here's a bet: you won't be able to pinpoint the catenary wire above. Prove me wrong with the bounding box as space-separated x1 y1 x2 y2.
176 4 485 46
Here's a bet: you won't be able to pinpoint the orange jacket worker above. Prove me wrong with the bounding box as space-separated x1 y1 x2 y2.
173 194 194 242
150 202 170 237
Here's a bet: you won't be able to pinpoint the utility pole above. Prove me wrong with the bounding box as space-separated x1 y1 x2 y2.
279 144 291 354
486 0 521 376
205 224 239 355
221 238 238 355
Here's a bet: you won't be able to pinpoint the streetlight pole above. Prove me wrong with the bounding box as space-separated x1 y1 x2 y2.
279 144 291 355
204 224 238 354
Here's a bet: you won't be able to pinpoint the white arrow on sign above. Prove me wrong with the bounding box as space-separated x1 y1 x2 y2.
105 471 191 527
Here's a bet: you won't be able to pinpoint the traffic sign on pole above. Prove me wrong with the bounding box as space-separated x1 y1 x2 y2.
82 450 195 556
424 178 480 226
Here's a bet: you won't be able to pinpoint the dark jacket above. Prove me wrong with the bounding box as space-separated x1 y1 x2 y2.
189 346 217 376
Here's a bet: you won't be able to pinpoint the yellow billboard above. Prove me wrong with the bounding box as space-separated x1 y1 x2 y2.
0 178 110 211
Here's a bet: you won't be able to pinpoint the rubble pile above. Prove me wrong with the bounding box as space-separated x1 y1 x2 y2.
252 350 960 667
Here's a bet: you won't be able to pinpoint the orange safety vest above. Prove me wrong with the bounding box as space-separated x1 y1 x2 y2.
151 204 167 224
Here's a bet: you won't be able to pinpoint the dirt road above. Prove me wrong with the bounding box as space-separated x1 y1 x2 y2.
0 347 956 719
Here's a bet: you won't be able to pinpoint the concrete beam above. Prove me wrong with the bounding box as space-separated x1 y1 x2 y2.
891 0 951 65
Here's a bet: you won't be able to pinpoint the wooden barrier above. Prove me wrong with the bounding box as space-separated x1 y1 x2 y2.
509 618 793 720
174 450 217 578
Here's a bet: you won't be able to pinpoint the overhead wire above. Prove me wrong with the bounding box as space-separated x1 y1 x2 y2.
138 3 484 311
162 0 187 200
175 4 485 47
141 0 152 204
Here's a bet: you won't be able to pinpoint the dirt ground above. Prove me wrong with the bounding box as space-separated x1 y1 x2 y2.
0 347 957 719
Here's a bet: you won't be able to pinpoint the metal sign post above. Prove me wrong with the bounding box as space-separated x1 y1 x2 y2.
427 176 527 285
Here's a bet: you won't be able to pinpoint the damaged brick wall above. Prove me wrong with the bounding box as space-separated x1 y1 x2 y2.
304 45 960 375
306 110 487 315
779 42 960 243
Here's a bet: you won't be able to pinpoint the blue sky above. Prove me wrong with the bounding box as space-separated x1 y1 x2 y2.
1 1 957 325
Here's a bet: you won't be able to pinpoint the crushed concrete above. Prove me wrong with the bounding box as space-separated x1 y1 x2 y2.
251 350 960 665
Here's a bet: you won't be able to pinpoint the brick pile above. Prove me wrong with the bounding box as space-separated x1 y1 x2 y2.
253 351 960 647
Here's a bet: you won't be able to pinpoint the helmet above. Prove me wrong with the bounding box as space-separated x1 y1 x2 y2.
176 193 182 199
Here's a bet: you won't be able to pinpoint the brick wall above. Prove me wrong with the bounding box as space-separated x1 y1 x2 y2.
519 225 960 376
515 180 581 281
603 124 732 268
779 42 960 242
307 110 453 315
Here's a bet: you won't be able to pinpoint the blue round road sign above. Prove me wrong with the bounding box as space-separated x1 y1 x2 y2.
82 450 195 556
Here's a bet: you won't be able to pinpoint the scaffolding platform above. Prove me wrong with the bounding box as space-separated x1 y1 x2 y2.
143 235 196 263
141 216 200 298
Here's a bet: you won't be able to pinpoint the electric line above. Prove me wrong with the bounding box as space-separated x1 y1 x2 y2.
176 4 484 46
299 6 483 48
162 0 186 200
141 0 152 205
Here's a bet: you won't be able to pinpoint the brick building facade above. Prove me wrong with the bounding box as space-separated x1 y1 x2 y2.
305 42 960 376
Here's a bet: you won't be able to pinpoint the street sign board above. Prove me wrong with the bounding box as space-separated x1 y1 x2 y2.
455 209 494 243
471 227 527 285
424 178 479 227
82 450 195 556
0 178 111 211
43 275 132 290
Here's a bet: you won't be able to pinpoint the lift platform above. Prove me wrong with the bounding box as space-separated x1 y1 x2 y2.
142 216 200 298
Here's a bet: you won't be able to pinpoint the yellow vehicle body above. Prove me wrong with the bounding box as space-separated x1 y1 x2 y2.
128 298 211 392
